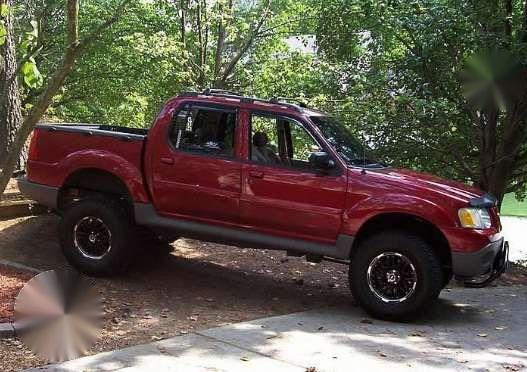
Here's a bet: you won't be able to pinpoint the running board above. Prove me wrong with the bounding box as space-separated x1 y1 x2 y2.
134 203 353 260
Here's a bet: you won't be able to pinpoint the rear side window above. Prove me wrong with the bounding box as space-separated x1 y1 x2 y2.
170 105 236 158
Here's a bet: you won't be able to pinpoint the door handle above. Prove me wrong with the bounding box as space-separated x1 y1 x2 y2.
249 170 264 179
160 157 174 165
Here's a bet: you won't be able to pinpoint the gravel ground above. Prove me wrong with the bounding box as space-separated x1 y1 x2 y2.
0 265 33 322
0 213 526 371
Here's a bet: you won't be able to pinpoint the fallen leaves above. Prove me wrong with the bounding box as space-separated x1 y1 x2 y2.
503 363 523 371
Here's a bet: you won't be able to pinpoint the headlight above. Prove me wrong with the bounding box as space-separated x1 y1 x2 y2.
458 208 492 229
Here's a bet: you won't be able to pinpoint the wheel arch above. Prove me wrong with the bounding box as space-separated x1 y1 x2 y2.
351 212 452 275
58 168 135 217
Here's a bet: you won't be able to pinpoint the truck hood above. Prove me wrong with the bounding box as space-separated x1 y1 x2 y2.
359 167 483 206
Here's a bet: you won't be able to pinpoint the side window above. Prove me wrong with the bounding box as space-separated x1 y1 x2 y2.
250 115 280 164
170 105 236 158
250 113 323 170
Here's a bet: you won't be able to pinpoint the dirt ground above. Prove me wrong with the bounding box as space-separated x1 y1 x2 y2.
0 214 525 371
0 214 354 371
4 179 18 195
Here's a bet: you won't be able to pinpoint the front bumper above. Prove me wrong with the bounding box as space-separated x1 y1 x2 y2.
452 238 509 287
17 177 59 209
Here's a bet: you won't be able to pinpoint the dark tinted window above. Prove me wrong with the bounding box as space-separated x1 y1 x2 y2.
170 105 236 158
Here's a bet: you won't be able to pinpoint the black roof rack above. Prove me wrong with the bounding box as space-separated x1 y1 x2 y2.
202 88 241 97
178 89 307 113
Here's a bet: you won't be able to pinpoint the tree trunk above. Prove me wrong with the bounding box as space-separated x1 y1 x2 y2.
179 0 186 47
0 0 25 172
0 0 131 195
476 109 527 208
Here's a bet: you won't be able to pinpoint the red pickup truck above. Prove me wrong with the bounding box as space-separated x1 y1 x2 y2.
18 90 508 320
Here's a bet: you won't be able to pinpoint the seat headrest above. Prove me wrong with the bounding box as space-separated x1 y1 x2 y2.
253 132 268 147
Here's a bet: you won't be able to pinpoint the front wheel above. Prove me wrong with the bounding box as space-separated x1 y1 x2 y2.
350 231 444 321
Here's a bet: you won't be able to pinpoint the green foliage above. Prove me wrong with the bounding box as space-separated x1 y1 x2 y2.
21 58 43 88
0 4 8 17
313 0 527 199
0 22 5 46
0 3 8 46
30 0 309 127
6 0 525 200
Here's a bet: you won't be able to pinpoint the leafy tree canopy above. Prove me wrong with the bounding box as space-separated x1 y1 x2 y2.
5 0 527 203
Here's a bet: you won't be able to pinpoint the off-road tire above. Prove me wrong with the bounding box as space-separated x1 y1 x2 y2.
350 230 444 321
59 196 134 276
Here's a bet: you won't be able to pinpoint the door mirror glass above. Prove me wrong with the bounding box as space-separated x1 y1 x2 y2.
309 152 335 170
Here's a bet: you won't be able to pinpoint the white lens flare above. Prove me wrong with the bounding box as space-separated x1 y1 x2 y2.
14 270 103 362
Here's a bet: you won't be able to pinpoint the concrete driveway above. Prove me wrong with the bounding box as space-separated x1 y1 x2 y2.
34 286 527 372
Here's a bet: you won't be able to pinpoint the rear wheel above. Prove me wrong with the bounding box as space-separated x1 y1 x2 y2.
350 230 444 321
59 196 133 276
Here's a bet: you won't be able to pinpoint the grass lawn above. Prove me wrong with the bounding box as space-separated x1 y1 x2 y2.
501 193 527 217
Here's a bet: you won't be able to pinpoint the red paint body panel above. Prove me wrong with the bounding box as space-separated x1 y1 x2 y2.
26 93 502 257
27 129 149 203
240 162 347 243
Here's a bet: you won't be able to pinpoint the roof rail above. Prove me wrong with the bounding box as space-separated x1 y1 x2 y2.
202 88 241 97
178 90 307 113
269 97 305 112
271 96 308 107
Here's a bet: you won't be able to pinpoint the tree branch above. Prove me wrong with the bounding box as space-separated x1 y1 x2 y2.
522 0 527 42
77 0 132 53
213 0 233 84
218 0 271 87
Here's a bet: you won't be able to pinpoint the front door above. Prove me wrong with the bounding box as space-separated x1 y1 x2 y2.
151 103 242 225
241 112 347 243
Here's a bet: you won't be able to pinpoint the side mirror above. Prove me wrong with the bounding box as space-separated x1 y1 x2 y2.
309 152 336 170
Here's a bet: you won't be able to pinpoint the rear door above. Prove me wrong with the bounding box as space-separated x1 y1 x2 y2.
150 103 242 224
240 111 347 243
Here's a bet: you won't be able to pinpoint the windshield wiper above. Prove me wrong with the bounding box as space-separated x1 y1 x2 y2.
348 158 384 167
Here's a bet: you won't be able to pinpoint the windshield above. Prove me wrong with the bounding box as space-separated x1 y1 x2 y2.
310 116 381 167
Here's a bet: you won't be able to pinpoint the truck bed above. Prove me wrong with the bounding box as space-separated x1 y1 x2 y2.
26 123 148 195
